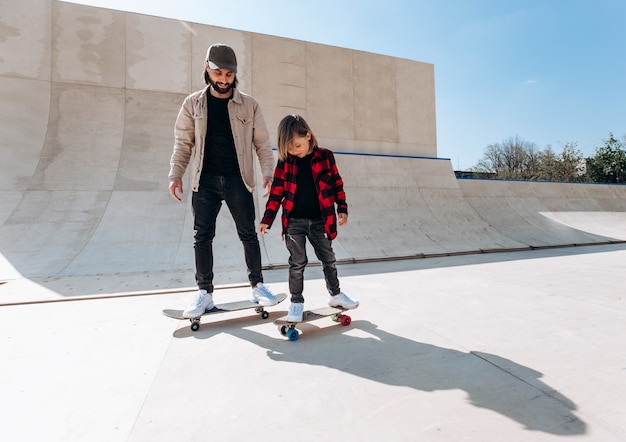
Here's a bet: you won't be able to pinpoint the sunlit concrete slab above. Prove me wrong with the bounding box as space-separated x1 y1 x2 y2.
32 83 125 190
52 1 125 87
0 77 50 189
125 14 191 94
0 0 51 80
2 244 626 441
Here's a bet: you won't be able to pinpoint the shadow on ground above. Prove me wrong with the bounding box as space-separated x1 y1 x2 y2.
173 316 585 437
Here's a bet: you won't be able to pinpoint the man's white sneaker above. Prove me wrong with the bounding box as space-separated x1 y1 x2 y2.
250 283 278 306
182 290 214 318
287 302 304 322
328 292 359 309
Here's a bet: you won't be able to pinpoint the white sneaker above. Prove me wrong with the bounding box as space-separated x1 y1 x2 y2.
328 292 359 309
250 283 278 306
182 290 214 318
287 302 304 322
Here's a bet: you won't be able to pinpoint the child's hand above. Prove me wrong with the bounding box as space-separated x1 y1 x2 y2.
259 223 270 234
338 213 348 226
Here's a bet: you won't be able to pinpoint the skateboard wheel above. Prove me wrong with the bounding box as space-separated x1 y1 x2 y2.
190 322 200 332
261 311 269 320
331 314 340 322
340 315 351 326
286 328 299 341
279 325 288 336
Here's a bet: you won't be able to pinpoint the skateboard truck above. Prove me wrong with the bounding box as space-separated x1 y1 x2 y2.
188 305 269 331
275 307 353 341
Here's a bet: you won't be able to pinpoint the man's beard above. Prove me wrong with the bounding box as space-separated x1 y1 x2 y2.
209 77 234 94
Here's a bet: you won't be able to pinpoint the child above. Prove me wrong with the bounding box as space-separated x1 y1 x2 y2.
259 115 359 321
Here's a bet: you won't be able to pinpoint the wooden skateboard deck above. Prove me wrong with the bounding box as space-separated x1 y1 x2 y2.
274 306 354 341
163 292 287 331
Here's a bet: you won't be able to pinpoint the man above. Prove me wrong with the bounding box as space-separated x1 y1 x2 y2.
169 43 277 318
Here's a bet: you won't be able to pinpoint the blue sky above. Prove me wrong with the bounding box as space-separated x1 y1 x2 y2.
64 0 626 170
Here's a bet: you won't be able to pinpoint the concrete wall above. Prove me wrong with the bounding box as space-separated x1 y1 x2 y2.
0 0 436 155
1 0 625 288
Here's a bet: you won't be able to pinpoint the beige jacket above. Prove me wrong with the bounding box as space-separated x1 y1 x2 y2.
169 87 275 192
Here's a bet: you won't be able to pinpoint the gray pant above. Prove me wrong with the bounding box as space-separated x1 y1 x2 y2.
285 218 340 303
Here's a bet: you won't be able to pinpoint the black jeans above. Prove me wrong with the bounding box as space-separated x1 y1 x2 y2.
285 218 340 303
192 175 263 293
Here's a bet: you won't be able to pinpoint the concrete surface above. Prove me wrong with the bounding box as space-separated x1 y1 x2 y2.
2 1 626 441
2 244 626 441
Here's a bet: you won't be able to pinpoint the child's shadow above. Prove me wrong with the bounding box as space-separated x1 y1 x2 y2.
229 320 585 436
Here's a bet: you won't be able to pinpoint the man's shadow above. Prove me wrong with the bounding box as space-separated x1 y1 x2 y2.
224 319 585 436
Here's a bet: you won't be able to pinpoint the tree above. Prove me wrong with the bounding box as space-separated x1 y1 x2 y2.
546 142 585 182
586 133 626 183
535 146 558 181
471 133 625 183
473 136 539 179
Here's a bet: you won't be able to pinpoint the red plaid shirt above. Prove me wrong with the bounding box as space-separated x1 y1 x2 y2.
261 147 347 240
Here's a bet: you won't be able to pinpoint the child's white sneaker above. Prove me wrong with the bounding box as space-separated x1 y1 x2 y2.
250 283 278 306
183 290 214 318
328 292 359 309
286 302 304 322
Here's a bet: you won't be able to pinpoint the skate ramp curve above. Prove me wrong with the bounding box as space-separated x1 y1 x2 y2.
324 154 626 264
2 0 626 298
2 75 626 292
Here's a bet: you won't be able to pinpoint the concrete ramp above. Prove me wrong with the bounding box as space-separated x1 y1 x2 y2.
0 78 192 281
2 0 626 301
328 155 626 264
2 72 626 296
2 75 626 289
458 179 626 248
331 154 526 260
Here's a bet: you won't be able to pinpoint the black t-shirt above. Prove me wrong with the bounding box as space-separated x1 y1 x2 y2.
201 93 239 183
289 153 322 219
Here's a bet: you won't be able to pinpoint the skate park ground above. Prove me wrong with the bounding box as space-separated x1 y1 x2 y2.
2 242 626 441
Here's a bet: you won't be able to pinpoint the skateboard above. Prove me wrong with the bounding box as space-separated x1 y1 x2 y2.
274 306 353 341
163 292 287 331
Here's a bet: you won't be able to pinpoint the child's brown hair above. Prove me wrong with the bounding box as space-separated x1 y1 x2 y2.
276 114 318 161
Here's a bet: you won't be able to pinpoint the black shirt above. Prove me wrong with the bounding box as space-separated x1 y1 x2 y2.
201 92 239 183
289 153 322 219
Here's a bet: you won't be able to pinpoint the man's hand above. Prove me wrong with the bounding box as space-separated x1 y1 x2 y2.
258 223 270 234
338 213 348 226
169 177 183 202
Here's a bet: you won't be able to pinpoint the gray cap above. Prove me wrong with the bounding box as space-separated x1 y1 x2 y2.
206 43 237 73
